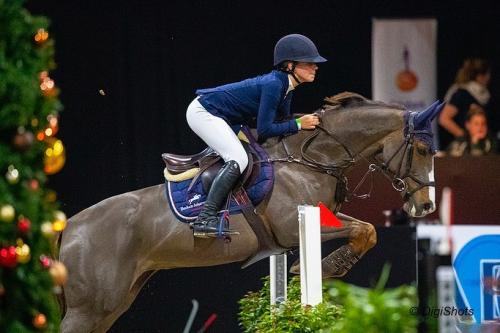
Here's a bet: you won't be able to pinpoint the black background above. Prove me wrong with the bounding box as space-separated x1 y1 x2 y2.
24 1 499 331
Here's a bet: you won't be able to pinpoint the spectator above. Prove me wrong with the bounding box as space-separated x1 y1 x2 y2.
447 108 496 156
439 58 491 148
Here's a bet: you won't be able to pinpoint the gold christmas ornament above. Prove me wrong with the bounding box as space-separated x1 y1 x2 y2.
0 204 15 223
41 221 55 238
34 28 49 44
43 137 66 175
31 118 39 127
5 165 20 184
49 261 68 286
32 313 47 329
52 210 67 232
45 190 57 203
15 241 31 264
53 210 67 221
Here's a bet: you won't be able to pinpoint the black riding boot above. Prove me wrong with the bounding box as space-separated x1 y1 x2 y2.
192 160 241 236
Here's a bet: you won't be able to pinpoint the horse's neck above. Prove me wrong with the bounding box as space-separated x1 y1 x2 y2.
325 107 404 155
264 108 404 161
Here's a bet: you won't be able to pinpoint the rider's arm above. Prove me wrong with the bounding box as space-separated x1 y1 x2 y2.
256 80 298 141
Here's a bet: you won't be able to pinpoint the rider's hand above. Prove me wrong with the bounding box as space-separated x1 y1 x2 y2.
299 114 320 130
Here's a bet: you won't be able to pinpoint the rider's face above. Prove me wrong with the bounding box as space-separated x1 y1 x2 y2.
290 62 318 83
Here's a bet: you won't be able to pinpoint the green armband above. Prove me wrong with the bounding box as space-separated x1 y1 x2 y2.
295 118 302 130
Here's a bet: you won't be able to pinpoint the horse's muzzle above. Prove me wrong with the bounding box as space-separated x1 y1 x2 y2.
403 200 435 217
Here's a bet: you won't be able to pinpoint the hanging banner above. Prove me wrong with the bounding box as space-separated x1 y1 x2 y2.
372 18 437 111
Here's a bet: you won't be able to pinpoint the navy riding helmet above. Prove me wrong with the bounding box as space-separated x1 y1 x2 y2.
273 34 327 66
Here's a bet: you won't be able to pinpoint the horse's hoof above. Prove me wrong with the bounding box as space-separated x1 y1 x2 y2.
289 258 300 275
289 264 300 275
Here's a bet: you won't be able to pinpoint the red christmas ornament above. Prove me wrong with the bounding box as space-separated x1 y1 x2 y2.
33 313 47 329
0 246 18 268
29 179 40 191
18 217 31 233
39 255 52 269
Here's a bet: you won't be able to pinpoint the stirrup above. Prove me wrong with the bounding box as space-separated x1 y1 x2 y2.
192 224 239 238
191 211 238 238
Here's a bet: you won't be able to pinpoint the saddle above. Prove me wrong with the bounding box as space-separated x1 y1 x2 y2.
162 147 218 173
162 128 270 222
162 133 258 194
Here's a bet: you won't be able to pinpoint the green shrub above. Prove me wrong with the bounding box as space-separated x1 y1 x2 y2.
239 264 417 333
239 275 343 333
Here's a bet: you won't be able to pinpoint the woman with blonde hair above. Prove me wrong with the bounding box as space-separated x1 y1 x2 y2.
439 58 491 148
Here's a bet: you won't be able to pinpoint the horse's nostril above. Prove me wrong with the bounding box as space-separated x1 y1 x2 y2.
423 202 432 211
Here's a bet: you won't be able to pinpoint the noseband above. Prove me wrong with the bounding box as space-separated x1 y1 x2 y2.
267 110 435 204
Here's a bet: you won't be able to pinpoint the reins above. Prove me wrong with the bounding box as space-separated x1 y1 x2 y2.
258 110 435 204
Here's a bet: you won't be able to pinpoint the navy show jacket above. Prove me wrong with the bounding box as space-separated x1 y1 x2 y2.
196 70 298 141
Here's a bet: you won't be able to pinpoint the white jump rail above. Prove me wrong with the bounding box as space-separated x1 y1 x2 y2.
270 205 322 306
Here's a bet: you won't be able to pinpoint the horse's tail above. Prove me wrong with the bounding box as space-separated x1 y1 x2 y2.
58 285 67 319
54 230 67 318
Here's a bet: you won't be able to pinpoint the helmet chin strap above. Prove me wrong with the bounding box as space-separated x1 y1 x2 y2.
287 62 302 85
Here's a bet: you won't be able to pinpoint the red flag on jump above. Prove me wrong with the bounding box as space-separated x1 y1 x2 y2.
318 202 342 228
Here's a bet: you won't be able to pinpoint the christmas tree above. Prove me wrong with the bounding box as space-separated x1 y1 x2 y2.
0 0 67 331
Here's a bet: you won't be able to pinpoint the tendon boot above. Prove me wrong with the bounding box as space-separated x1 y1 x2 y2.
321 244 360 278
289 244 360 278
192 160 241 237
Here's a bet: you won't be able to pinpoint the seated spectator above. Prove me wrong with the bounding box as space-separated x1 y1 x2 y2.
447 108 496 156
439 58 491 148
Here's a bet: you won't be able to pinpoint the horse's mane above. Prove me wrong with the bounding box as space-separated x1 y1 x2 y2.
322 92 405 111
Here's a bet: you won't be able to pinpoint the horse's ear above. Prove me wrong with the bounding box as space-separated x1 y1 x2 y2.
414 100 445 128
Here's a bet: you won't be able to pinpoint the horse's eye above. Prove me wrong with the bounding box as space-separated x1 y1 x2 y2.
416 146 427 156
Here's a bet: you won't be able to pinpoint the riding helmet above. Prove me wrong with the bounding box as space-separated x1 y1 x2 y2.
273 34 327 66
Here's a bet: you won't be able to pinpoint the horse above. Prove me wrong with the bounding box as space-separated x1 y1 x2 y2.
59 92 442 332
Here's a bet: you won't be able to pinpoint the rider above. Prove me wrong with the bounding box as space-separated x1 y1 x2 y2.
186 34 327 236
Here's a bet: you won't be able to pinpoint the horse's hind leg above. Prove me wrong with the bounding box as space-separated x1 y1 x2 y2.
61 307 104 333
92 270 157 333
290 213 377 278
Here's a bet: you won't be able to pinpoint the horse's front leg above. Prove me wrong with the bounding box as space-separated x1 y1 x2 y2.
290 213 377 279
320 213 377 278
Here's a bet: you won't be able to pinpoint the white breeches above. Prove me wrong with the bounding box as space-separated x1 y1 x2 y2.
186 97 248 173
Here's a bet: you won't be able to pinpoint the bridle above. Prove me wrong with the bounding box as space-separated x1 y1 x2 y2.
371 111 435 201
265 110 435 204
